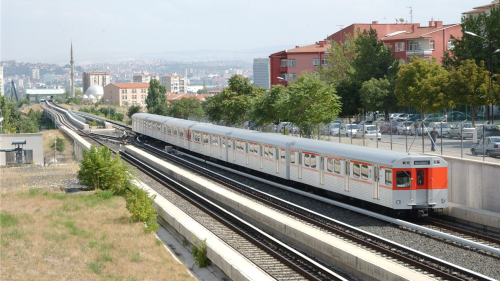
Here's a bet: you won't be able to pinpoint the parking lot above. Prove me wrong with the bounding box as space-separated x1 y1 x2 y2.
320 129 500 164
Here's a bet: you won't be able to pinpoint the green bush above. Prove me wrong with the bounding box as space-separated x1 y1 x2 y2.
125 187 158 233
115 113 124 122
77 145 134 194
50 136 66 152
191 238 210 267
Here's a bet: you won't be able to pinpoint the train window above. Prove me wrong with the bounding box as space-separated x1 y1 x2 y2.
310 155 317 168
215 136 219 146
180 130 183 138
280 150 286 162
361 165 368 180
304 154 310 167
290 152 295 164
417 170 424 186
174 128 177 136
167 127 171 134
334 160 341 174
269 147 274 159
385 170 392 186
249 144 253 154
222 138 225 148
396 171 411 187
228 139 232 149
327 159 334 172
353 163 360 178
264 147 269 158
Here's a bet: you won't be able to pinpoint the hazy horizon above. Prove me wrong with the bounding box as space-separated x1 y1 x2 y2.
1 0 479 64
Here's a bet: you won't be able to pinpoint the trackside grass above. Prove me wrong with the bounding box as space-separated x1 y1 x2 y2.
0 188 195 281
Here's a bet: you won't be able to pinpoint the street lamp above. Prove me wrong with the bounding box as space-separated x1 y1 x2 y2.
464 31 499 124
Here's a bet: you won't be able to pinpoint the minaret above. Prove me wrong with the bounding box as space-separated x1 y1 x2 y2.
70 41 75 97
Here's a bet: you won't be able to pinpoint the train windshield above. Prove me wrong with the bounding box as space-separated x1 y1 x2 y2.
396 171 411 187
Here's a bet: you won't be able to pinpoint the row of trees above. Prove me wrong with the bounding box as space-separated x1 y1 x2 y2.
0 96 41 134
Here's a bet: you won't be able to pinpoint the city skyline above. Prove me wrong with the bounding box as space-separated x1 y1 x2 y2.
1 0 479 64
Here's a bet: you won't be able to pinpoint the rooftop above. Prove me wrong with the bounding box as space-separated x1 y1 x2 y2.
381 24 459 40
26 89 65 95
287 42 331 53
463 9 486 14
110 82 149 89
473 1 500 9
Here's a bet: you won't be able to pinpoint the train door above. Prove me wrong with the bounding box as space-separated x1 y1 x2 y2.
344 160 350 191
275 148 279 173
298 151 302 179
259 145 263 169
320 155 325 185
373 165 380 199
416 169 427 203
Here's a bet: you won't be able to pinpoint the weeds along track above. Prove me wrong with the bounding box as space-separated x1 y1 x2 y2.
50 108 346 281
136 143 499 281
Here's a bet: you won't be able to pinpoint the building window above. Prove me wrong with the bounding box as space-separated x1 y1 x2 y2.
288 59 296 67
313 58 319 66
281 59 288 67
280 72 287 81
132 89 137 93
321 58 327 66
448 40 454 50
409 41 420 51
430 40 435 50
289 73 296 81
395 42 405 52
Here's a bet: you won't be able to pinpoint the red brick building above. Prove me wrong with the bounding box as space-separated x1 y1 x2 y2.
269 21 461 87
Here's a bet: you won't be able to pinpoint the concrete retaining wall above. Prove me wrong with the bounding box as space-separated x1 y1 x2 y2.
441 155 500 213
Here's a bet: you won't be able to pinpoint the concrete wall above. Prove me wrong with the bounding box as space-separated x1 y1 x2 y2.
442 155 500 213
0 133 43 166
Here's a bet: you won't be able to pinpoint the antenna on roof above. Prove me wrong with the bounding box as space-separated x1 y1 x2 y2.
399 18 405 23
406 6 413 23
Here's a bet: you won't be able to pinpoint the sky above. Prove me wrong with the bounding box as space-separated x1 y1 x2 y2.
0 0 485 64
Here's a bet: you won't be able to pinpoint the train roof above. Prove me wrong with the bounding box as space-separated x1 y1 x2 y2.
132 113 171 123
290 138 439 166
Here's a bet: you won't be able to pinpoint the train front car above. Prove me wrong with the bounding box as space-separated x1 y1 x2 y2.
392 155 448 217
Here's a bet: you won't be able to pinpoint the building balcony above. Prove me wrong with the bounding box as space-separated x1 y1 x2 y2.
406 49 433 56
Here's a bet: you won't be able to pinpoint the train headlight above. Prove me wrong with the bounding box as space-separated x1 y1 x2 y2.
396 200 401 204
434 160 440 164
441 199 445 203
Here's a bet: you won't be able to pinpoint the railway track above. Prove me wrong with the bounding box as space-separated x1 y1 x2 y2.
46 105 346 281
136 143 497 281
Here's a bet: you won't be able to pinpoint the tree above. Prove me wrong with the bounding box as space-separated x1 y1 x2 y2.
50 136 66 152
168 97 204 119
443 6 500 74
279 72 341 133
248 85 286 127
352 26 399 83
360 77 398 118
395 57 452 118
201 83 208 94
127 105 142 119
318 34 356 85
335 78 363 117
77 145 135 194
145 79 168 115
204 75 261 125
447 60 489 126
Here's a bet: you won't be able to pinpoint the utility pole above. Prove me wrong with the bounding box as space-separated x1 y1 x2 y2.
407 6 412 23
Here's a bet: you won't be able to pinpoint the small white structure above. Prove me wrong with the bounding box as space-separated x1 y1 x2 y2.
84 85 104 103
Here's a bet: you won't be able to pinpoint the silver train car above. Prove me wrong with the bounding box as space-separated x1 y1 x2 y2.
132 113 448 215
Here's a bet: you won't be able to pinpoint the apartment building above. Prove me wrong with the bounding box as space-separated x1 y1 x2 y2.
103 82 149 107
463 0 499 17
133 73 159 83
31 68 40 80
253 58 270 89
161 74 188 93
0 67 3 96
82 71 110 93
380 21 462 63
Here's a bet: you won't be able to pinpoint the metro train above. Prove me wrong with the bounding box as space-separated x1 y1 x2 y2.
131 113 448 217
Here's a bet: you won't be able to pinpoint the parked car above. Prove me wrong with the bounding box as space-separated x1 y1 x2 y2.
321 122 341 135
476 124 500 140
424 114 446 122
446 111 471 121
277 122 290 133
397 121 413 135
340 124 360 137
379 121 398 134
354 125 381 140
470 136 500 157
409 121 429 136
448 123 476 139
408 114 423 122
427 122 451 138
358 120 374 127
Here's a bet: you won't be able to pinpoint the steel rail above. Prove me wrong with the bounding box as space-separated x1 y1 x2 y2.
120 151 345 281
424 218 500 247
137 143 496 281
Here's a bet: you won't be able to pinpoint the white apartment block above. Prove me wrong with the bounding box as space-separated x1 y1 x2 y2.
133 73 159 83
161 74 188 93
31 68 40 80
